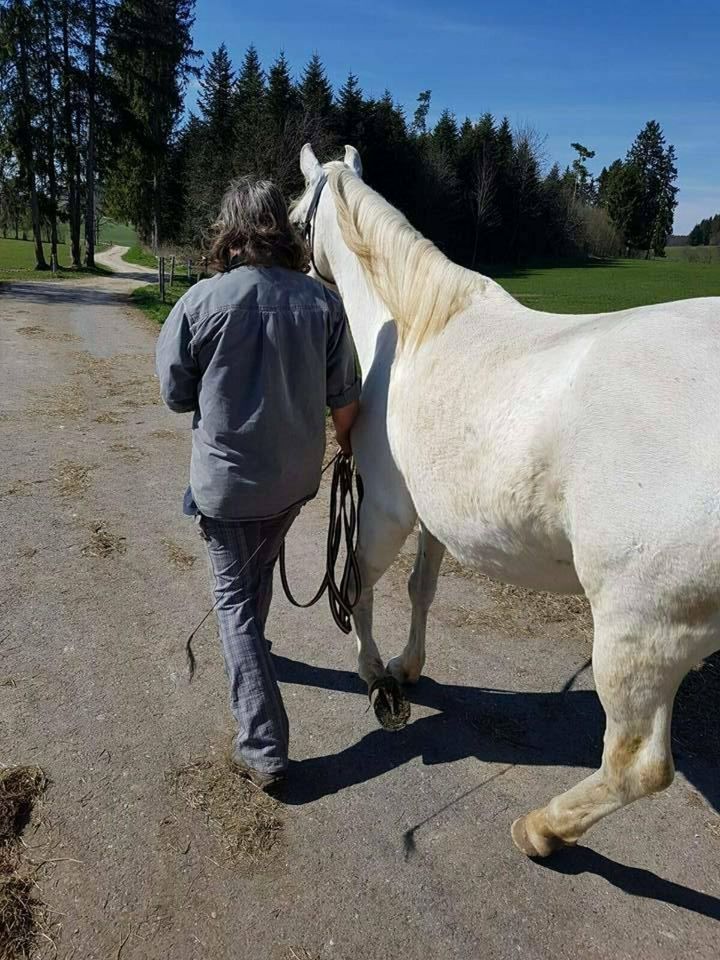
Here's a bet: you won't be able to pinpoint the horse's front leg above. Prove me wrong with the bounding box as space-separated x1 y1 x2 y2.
352 495 416 729
387 523 445 685
353 496 415 685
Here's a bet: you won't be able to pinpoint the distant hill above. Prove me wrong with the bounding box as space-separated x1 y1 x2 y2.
666 235 689 247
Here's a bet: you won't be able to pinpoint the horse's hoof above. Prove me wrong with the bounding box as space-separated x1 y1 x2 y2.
368 675 411 731
511 813 571 858
386 656 421 686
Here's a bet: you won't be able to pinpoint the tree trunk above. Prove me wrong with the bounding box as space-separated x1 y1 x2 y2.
16 14 48 270
151 167 159 253
84 0 97 269
61 1 81 267
41 1 59 262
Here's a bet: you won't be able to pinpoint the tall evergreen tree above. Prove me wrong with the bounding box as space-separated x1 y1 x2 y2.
411 89 431 137
335 71 364 147
298 52 332 120
431 109 459 159
626 120 677 256
232 43 266 176
198 43 234 139
106 0 198 248
266 51 297 131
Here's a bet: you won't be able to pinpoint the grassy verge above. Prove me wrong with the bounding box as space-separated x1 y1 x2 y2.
0 237 110 282
490 256 720 313
122 244 158 269
131 277 194 324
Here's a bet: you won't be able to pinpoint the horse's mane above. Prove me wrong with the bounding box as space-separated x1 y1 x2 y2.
327 164 486 351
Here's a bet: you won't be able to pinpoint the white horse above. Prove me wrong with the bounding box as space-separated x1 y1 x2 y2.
292 143 720 858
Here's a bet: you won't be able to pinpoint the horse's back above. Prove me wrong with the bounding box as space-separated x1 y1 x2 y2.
389 294 720 600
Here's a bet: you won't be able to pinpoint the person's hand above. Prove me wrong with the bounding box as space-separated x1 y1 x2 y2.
335 430 352 455
331 399 359 457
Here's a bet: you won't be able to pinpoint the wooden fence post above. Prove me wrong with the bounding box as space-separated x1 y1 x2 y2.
170 255 175 287
159 256 166 303
186 259 191 281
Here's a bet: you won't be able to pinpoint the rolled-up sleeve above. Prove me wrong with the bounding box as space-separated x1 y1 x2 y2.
155 299 199 413
326 302 361 409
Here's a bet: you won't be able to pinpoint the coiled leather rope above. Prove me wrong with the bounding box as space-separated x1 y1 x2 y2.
279 452 363 634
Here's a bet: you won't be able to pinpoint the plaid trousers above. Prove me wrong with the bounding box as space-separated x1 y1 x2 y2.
199 506 300 774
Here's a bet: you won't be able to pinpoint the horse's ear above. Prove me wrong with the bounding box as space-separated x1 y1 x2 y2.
344 145 363 178
300 143 322 183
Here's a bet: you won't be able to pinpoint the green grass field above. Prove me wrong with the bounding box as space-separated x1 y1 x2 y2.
132 253 719 326
0 237 109 282
97 220 138 248
491 256 720 313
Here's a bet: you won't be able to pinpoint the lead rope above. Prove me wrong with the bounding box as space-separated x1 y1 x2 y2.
279 452 363 634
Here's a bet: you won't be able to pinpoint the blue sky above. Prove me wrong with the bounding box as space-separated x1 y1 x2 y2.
190 0 719 233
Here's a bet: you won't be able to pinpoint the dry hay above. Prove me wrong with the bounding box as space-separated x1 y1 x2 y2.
286 951 320 960
81 521 126 559
116 377 161 409
148 429 182 442
53 461 94 497
41 384 87 420
0 482 30 501
94 412 123 425
71 353 160 409
108 441 144 464
16 325 78 343
0 766 48 960
162 539 197 570
167 758 283 863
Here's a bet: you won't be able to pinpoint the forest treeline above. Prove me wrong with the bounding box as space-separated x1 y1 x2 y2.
688 213 720 247
0 0 680 270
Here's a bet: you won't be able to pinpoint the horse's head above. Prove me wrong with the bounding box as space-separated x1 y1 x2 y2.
291 143 363 286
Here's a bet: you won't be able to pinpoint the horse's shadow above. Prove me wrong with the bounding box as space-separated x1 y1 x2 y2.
274 652 720 922
275 652 719 813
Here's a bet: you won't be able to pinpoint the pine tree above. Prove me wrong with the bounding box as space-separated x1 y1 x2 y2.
335 72 364 147
298 52 333 120
182 44 236 240
411 90 431 137
570 141 596 205
626 120 677 256
431 109 459 158
198 43 235 135
266 51 297 131
233 44 266 176
106 0 198 248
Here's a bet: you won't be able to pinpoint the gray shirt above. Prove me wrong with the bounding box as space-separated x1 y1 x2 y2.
156 265 360 520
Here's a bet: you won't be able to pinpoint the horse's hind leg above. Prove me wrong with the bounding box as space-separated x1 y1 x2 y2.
387 524 445 684
512 616 700 857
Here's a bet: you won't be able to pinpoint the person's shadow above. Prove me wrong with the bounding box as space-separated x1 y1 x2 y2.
273 651 720 923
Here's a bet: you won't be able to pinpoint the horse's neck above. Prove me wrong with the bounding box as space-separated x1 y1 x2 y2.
321 206 390 378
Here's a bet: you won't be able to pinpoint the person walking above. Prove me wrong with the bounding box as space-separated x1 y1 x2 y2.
156 177 360 793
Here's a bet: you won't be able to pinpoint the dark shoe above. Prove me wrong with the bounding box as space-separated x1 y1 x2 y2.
226 738 286 795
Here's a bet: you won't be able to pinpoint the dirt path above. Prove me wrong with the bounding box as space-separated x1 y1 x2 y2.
0 268 718 960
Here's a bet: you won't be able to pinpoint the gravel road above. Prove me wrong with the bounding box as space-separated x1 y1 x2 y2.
1 255 718 959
